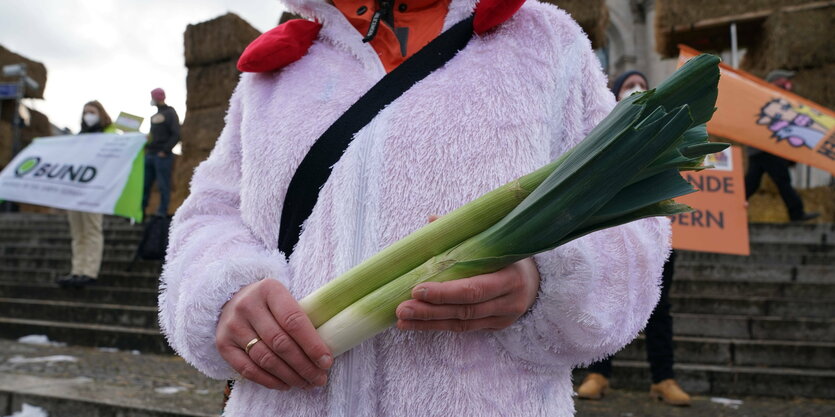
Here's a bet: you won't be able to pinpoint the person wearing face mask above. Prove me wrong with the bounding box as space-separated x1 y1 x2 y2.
142 88 180 217
56 101 116 288
575 70 692 406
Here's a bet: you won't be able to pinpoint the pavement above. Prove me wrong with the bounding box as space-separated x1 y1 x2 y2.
1 338 834 416
0 338 223 416
574 389 835 417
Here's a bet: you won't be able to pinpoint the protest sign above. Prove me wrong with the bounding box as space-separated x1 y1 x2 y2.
0 133 145 221
672 146 750 255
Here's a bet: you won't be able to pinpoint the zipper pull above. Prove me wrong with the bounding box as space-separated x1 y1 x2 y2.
363 0 393 43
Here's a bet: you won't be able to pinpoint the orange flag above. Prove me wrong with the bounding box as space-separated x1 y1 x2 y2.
679 45 835 175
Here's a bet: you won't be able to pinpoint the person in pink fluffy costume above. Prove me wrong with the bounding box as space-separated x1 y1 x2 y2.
159 0 671 415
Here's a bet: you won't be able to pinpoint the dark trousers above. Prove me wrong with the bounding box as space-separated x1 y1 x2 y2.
142 153 173 216
588 251 677 384
744 152 805 219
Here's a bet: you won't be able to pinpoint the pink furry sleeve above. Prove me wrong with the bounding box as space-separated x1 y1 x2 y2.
158 85 289 379
492 39 672 367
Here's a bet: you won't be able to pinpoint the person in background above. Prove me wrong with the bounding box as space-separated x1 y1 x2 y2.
744 69 820 222
142 87 180 217
575 70 692 406
56 100 115 288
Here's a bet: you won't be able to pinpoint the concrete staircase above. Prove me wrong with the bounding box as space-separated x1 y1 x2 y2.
1 213 834 400
0 213 167 353
589 222 835 399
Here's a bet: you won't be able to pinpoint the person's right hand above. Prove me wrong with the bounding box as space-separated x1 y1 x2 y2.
216 279 333 390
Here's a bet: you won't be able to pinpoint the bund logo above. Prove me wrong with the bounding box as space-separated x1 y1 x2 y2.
14 157 41 177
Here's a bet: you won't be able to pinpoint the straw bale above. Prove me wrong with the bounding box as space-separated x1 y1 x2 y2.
0 45 47 98
654 0 822 57
0 121 11 168
655 0 815 31
742 5 835 73
792 64 835 109
186 60 241 110
748 181 834 223
541 0 609 48
180 106 227 155
171 153 211 213
184 13 261 67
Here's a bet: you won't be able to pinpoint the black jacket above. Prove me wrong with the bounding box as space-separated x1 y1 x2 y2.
147 105 180 154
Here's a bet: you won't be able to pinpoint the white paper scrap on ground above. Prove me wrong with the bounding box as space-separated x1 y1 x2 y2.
97 347 120 353
155 386 188 395
17 335 65 347
710 397 744 409
4 403 49 417
7 355 78 364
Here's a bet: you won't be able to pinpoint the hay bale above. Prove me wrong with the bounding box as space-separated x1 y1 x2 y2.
0 121 11 168
184 13 262 67
542 0 608 48
171 153 211 213
186 60 241 110
655 0 814 31
180 106 227 156
0 45 47 99
749 182 834 223
654 0 821 57
742 5 835 73
792 64 835 109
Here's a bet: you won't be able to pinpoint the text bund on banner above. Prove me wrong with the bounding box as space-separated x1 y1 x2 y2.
678 45 835 175
672 146 750 256
0 133 145 222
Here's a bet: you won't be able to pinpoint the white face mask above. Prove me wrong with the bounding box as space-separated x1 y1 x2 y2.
83 113 100 127
619 86 646 101
150 100 158 106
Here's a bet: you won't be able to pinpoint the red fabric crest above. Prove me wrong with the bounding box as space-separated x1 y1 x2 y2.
237 19 322 73
473 0 526 35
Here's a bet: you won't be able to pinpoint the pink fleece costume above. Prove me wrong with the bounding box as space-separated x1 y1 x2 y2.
158 0 672 415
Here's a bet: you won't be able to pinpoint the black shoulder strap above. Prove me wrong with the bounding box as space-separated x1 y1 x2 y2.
278 16 475 256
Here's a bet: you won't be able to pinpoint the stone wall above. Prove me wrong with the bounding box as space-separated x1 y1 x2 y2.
164 13 261 214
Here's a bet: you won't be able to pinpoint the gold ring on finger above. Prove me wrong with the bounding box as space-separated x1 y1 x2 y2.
244 337 261 354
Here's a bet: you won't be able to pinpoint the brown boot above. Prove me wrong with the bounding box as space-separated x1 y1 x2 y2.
577 373 610 400
650 379 691 406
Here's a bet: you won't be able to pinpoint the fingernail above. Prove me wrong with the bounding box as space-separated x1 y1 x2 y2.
397 306 414 319
314 374 327 386
316 354 333 369
413 287 427 300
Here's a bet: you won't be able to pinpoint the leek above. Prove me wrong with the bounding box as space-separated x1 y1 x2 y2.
301 54 725 356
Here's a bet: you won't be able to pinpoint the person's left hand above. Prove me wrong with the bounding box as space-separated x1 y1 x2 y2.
395 216 541 332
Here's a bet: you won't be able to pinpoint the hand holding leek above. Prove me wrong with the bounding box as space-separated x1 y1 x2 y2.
300 54 725 357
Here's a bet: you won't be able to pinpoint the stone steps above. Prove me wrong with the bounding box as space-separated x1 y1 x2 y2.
677 249 835 266
0 317 169 353
1 244 138 259
617 335 835 370
671 279 835 299
670 294 835 318
673 313 835 342
579 360 835 399
1 213 833 400
0 266 161 284
0 298 158 328
0 282 158 306
674 262 835 284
